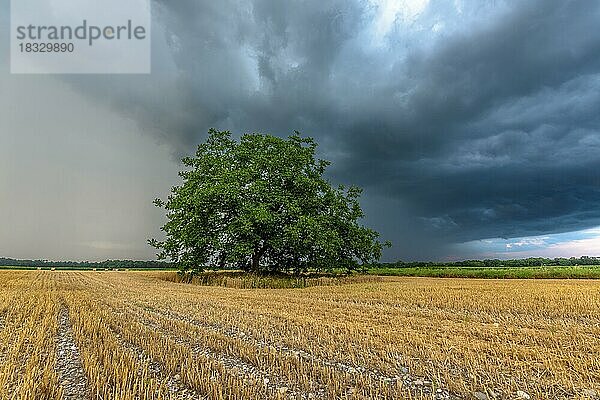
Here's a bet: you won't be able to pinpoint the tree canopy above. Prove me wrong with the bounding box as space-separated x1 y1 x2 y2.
150 129 388 274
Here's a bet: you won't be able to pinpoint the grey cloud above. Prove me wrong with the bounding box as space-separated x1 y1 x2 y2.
25 0 600 260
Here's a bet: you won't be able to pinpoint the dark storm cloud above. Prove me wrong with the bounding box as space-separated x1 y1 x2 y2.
63 0 600 259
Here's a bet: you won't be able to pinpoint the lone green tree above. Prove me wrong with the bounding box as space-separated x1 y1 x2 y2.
150 129 388 274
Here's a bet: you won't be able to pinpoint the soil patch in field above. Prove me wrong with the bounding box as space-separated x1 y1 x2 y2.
56 307 90 400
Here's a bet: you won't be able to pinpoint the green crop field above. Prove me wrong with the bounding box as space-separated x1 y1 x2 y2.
368 265 600 279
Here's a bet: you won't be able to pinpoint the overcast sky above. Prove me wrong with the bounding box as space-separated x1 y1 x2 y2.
2 0 600 261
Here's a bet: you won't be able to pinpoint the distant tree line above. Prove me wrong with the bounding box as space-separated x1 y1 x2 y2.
3 256 598 271
375 256 600 269
0 258 173 269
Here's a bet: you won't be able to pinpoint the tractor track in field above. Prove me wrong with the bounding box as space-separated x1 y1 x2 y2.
106 324 206 400
0 313 6 363
137 303 454 400
56 307 91 400
129 310 322 400
101 299 318 399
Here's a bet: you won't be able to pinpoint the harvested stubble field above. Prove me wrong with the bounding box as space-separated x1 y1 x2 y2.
0 272 598 400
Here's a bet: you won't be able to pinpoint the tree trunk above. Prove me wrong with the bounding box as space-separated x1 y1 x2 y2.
251 244 267 272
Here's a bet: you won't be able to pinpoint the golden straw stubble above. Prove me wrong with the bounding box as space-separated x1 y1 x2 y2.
0 271 598 399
